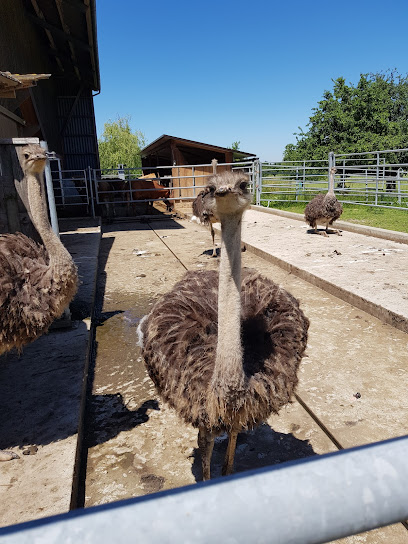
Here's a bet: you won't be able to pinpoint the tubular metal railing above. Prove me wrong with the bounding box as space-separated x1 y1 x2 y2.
260 148 408 210
91 160 257 213
1 435 407 544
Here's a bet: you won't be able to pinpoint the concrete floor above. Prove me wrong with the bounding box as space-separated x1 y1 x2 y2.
84 214 407 543
0 208 407 543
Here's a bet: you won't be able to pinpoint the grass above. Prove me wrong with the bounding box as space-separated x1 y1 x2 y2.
259 200 408 233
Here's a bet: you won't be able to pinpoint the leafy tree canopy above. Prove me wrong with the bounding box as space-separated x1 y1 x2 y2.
283 70 408 163
98 115 146 170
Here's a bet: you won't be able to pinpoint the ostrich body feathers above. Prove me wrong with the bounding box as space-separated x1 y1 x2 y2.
140 268 309 433
304 193 343 228
0 232 78 354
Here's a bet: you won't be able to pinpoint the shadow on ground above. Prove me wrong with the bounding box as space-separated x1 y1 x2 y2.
85 395 159 448
191 424 317 481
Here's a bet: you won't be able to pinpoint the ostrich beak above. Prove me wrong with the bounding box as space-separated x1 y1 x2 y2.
215 186 231 196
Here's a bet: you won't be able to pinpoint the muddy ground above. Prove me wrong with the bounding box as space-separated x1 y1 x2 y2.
80 214 408 543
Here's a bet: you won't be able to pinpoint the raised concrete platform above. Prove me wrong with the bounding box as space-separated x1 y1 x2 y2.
0 219 101 528
235 206 408 334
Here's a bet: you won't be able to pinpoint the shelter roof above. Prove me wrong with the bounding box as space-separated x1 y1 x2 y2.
141 134 257 160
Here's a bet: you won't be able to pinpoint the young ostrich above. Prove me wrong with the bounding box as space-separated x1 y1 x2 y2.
139 171 309 480
191 186 219 257
304 167 343 236
0 144 78 461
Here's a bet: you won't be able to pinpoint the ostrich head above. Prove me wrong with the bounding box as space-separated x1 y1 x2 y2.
205 171 251 217
21 144 47 175
330 167 337 175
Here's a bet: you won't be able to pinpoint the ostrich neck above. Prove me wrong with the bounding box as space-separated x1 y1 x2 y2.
328 172 335 195
213 213 244 386
27 172 72 271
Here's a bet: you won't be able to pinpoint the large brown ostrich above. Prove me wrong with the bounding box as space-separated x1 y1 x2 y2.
304 167 343 236
0 144 78 461
138 170 309 480
191 186 219 257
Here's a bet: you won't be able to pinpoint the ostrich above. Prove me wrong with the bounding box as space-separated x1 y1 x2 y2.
138 170 309 480
191 186 219 257
304 167 343 236
0 144 78 461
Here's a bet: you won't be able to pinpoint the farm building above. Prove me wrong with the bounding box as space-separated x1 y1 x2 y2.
141 135 257 199
0 0 100 171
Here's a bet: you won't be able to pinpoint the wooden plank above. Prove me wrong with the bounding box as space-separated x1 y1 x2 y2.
0 137 40 144
0 142 39 238
0 105 26 126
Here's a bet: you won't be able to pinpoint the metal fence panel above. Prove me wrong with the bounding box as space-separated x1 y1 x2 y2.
91 160 258 214
261 149 408 210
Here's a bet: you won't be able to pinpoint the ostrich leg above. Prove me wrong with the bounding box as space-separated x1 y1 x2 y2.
222 430 239 476
210 224 217 257
326 225 342 236
198 427 215 480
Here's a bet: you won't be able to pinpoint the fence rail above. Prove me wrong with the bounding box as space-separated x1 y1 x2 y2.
2 435 407 544
49 148 408 219
260 149 408 210
50 160 257 218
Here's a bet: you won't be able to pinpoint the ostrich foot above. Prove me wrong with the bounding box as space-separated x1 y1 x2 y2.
0 450 20 462
326 228 342 236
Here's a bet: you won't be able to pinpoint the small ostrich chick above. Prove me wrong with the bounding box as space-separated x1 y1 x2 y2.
304 167 343 236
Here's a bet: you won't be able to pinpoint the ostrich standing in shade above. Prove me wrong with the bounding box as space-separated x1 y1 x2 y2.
304 167 343 236
139 171 309 480
0 144 78 461
191 186 219 257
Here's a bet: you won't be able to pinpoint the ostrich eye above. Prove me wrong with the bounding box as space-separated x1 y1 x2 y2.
24 153 30 159
208 185 215 193
239 181 248 191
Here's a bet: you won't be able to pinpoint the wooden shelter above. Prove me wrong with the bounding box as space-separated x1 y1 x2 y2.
141 135 257 199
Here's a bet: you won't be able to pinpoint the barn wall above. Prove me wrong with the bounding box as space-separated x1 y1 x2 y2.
57 92 100 171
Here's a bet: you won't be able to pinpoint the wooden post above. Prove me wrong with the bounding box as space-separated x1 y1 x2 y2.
212 159 218 174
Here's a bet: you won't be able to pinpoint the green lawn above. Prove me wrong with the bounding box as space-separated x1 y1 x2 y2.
260 201 408 233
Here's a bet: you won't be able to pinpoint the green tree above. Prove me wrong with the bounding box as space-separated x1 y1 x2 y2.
231 141 241 150
283 71 408 163
98 115 146 170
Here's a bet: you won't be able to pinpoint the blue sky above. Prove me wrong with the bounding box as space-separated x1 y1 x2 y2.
94 0 408 162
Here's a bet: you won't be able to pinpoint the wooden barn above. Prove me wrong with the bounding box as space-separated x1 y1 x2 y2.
0 0 100 171
140 135 257 199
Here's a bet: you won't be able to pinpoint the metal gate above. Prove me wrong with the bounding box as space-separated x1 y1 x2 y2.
90 159 259 218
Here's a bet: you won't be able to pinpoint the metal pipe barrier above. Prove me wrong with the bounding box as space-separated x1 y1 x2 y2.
1 435 407 544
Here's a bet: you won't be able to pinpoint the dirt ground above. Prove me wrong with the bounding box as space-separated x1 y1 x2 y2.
82 214 408 543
